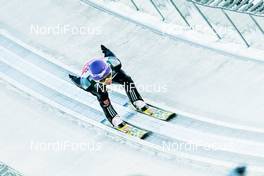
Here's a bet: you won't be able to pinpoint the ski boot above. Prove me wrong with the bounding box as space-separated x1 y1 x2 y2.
133 100 153 115
112 115 133 133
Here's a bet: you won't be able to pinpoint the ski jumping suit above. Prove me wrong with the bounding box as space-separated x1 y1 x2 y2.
78 48 143 123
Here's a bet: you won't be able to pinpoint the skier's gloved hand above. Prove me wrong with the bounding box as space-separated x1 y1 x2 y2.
101 44 108 52
101 44 115 57
228 166 247 176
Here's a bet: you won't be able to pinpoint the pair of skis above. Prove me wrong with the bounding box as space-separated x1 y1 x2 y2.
69 74 176 139
118 103 176 139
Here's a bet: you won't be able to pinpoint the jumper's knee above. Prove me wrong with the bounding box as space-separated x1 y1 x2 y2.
96 92 110 107
100 98 110 107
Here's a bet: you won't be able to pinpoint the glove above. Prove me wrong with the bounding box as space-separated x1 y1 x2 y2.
101 44 115 57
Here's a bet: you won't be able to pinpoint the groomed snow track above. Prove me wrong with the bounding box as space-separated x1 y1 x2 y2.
0 32 264 175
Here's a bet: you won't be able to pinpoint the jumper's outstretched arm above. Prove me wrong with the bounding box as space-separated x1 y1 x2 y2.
101 45 116 57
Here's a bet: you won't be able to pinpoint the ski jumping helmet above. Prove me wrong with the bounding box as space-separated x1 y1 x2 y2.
88 58 111 81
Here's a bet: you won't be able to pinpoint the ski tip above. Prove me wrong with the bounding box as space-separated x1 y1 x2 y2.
141 131 152 139
167 113 177 121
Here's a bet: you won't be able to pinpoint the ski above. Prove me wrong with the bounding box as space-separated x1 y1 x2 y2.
101 119 149 139
115 122 149 139
125 103 176 121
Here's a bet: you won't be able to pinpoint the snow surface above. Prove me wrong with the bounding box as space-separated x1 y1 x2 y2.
1 35 263 174
0 0 264 175
0 0 264 129
0 79 211 176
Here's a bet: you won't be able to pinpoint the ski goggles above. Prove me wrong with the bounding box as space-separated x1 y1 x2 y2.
98 72 113 84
